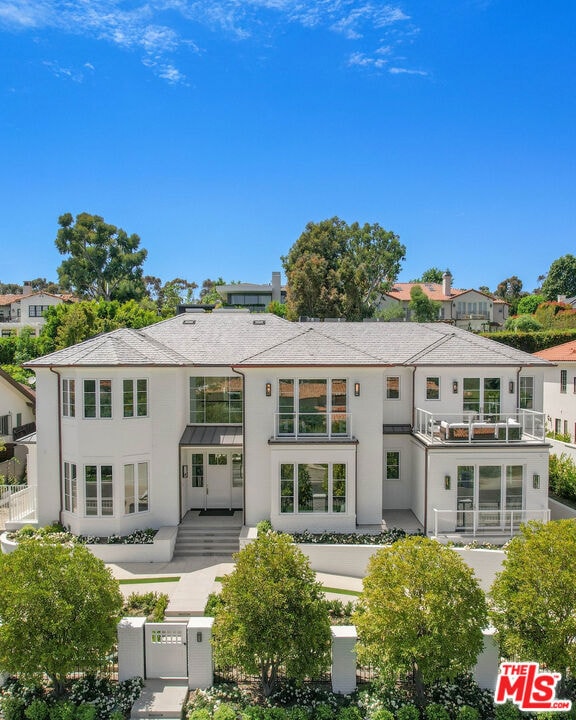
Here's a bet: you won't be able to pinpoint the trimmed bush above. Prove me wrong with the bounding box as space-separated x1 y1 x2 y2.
371 710 395 720
189 711 212 720
24 700 49 720
1 697 27 720
424 705 449 720
214 704 238 720
396 706 420 720
494 702 521 720
456 707 479 720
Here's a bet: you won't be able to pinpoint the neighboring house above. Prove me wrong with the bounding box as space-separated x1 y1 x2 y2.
379 272 509 330
25 311 550 542
0 367 36 481
215 272 286 312
0 283 75 337
534 340 576 442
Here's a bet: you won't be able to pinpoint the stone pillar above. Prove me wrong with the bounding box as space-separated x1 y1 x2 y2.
331 626 357 695
187 617 214 689
117 617 146 681
474 627 499 691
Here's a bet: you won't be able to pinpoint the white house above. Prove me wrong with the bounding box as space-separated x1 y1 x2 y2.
0 284 75 337
379 273 509 330
0 368 36 481
25 311 550 540
215 272 286 312
534 340 576 442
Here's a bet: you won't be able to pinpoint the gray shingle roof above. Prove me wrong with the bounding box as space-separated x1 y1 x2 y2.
26 313 551 369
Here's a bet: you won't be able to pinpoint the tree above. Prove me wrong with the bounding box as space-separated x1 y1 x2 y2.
199 277 226 306
504 314 543 332
55 212 148 301
211 531 331 697
490 520 576 676
266 300 287 318
409 285 441 322
282 217 405 320
0 542 123 696
495 276 525 315
410 268 447 284
354 536 487 708
516 294 545 315
144 276 198 317
542 255 576 302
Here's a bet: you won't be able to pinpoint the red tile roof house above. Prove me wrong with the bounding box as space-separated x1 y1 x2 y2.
20 309 551 552
0 282 76 337
534 340 576 443
379 272 509 331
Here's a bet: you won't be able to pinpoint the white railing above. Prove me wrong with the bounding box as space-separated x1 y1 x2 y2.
433 507 550 538
414 408 546 444
273 412 351 439
0 484 37 526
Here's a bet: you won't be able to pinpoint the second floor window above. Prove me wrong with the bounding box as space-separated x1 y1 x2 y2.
463 378 500 417
278 379 347 435
28 305 50 317
561 370 567 394
84 380 112 418
426 377 440 400
190 376 243 423
519 376 534 409
62 379 75 417
386 376 400 399
123 379 148 417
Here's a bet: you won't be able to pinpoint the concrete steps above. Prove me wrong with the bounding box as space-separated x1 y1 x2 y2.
130 679 188 720
173 520 241 558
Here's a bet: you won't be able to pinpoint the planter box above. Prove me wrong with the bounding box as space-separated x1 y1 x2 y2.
1 526 178 563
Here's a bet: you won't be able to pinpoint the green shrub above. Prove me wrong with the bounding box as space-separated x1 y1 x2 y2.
313 706 335 720
1 697 27 720
109 712 125 720
49 702 77 720
494 702 521 720
286 709 310 720
456 707 479 720
122 591 169 621
549 453 576 502
424 705 449 720
75 704 97 720
370 710 395 720
396 705 419 720
24 699 49 720
336 708 362 720
213 704 238 720
189 711 212 720
204 592 224 617
256 520 273 536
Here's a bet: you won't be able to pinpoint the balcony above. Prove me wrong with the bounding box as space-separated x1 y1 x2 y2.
414 408 546 444
273 412 352 440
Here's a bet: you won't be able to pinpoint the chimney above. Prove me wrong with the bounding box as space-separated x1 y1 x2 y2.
442 271 452 297
272 272 281 302
22 281 33 296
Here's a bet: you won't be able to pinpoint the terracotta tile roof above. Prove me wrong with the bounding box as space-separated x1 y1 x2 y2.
0 291 76 305
534 341 576 362
383 283 467 302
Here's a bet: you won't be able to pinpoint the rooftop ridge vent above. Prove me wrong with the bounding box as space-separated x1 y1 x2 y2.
253 319 266 325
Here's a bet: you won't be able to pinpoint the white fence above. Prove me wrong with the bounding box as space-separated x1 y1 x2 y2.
0 485 36 530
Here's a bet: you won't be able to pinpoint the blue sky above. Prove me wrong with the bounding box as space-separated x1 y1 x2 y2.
0 0 574 294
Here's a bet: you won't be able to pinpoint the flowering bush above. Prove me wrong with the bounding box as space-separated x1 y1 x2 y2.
69 675 144 719
7 525 157 546
290 528 417 546
427 675 494 720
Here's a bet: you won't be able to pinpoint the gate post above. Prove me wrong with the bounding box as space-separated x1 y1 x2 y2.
117 617 146 681
473 627 499 691
331 626 357 695
187 617 214 689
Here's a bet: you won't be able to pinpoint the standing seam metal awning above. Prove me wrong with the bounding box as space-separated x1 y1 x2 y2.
179 425 243 446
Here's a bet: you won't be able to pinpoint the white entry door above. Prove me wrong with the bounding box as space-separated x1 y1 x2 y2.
206 452 231 508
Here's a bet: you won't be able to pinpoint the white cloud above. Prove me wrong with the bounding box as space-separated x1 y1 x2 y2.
388 66 428 76
0 0 420 82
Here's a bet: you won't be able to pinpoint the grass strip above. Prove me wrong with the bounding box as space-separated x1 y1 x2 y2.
215 576 360 596
119 576 181 585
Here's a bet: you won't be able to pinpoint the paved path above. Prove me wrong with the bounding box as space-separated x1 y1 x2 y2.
108 555 363 616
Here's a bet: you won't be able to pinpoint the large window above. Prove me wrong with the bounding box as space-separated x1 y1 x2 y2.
123 379 148 417
278 379 347 435
457 464 524 529
280 462 346 514
463 378 500 417
124 462 149 514
63 461 77 513
519 376 534 409
62 379 76 417
385 451 400 480
190 377 243 423
426 377 440 400
84 380 112 419
85 465 113 516
386 376 400 399
561 369 567 394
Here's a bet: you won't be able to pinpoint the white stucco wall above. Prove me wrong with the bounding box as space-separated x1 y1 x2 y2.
541 362 576 441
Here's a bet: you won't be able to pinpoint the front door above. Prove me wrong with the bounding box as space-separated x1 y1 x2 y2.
206 452 231 508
